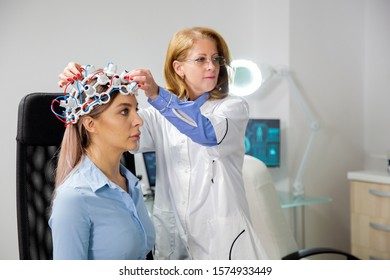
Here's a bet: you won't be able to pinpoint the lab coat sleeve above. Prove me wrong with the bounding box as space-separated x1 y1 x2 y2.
148 87 217 146
205 95 249 157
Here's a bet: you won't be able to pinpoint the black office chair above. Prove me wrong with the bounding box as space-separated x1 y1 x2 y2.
282 247 359 260
16 92 138 260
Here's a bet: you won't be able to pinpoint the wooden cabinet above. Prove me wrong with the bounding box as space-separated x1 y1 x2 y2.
348 171 390 260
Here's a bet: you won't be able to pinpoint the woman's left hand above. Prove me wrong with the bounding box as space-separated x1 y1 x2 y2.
127 68 159 100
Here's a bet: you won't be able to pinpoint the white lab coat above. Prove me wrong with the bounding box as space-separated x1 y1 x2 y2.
136 94 268 260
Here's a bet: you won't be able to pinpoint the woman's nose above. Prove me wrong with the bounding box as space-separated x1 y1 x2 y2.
133 113 144 126
206 60 216 70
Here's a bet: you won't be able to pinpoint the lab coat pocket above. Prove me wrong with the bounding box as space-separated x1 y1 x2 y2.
152 206 176 259
207 213 263 260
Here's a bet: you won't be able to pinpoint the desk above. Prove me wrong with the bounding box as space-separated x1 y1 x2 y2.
144 196 154 217
278 191 332 208
278 191 332 248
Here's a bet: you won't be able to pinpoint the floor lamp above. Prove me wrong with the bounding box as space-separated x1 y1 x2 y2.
230 60 321 247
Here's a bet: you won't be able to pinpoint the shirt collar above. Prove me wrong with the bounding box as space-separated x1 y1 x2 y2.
183 92 209 105
193 92 209 107
78 155 139 193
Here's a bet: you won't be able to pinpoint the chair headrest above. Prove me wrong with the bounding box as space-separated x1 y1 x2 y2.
16 92 65 146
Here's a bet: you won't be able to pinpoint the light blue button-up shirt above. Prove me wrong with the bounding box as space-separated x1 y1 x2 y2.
49 156 155 260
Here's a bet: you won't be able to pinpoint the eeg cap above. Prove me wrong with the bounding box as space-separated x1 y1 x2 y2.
51 62 138 125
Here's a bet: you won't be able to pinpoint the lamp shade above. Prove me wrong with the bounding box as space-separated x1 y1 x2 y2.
229 59 262 96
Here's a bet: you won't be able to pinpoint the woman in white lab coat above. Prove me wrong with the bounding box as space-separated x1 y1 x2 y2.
59 27 268 260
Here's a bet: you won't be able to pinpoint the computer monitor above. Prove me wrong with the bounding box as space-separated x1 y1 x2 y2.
142 151 156 187
244 119 280 167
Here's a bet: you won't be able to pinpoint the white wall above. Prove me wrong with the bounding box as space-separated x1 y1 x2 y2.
364 0 390 171
289 0 390 252
2 0 387 260
0 0 289 259
290 0 366 251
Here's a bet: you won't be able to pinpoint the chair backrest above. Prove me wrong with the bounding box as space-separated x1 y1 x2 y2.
16 92 136 259
242 155 298 259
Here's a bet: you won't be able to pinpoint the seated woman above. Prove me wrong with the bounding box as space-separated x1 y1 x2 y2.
49 63 155 260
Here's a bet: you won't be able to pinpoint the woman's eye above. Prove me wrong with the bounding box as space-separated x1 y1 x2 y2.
121 108 129 115
195 57 207 63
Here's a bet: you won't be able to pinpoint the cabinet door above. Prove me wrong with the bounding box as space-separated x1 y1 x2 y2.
351 181 390 259
351 181 390 218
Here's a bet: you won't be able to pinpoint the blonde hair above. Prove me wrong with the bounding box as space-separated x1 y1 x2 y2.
163 27 231 100
55 84 120 187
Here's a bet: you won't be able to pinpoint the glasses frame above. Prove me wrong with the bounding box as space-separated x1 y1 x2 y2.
183 56 226 67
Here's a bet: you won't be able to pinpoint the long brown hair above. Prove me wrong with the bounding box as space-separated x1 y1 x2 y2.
55 84 120 187
163 27 231 100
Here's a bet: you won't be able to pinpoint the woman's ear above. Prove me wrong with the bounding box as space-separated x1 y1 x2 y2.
82 116 96 133
172 60 184 79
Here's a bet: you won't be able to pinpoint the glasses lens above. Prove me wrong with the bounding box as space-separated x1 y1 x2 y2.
186 56 226 66
195 57 207 65
213 56 225 66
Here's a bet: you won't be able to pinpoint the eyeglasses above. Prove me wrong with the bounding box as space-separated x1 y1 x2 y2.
184 56 226 67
